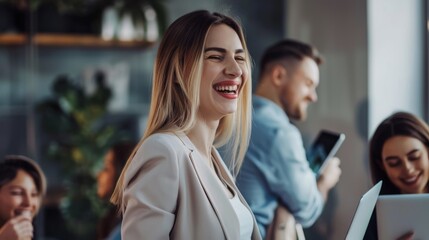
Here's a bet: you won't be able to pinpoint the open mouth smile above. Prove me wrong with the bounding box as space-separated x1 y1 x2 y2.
213 81 241 99
400 172 421 186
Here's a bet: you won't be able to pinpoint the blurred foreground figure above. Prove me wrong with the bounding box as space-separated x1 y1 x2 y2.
0 155 47 240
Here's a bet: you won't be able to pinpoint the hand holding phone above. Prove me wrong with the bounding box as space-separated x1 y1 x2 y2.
307 130 345 177
318 157 341 191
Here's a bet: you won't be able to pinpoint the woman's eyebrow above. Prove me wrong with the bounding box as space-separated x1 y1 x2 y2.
205 47 225 53
384 149 420 161
204 47 244 54
384 156 399 161
406 149 419 155
6 185 24 190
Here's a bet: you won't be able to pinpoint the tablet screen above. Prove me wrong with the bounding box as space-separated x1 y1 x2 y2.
307 130 345 175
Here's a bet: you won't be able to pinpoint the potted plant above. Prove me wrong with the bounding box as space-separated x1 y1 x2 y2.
36 73 132 239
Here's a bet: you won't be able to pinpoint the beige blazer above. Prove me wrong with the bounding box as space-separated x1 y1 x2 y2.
122 132 262 240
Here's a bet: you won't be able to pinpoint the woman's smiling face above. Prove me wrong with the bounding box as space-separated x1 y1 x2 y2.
0 170 40 226
198 23 247 120
381 136 429 194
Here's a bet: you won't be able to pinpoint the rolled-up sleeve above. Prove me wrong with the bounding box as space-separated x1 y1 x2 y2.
265 126 323 227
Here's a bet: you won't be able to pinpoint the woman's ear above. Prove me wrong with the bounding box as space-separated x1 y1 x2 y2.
270 64 287 87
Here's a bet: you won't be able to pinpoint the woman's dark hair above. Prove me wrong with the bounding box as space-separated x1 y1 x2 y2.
0 155 47 197
97 142 135 240
110 142 136 184
369 111 429 194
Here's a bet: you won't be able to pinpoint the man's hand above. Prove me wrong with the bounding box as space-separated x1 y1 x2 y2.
0 215 33 240
317 157 341 201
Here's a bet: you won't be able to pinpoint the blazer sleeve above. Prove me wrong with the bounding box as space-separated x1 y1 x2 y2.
121 135 180 240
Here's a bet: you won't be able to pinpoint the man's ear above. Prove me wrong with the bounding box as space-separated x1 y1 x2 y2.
270 64 287 87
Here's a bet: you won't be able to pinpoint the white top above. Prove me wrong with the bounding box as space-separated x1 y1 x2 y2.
229 191 254 240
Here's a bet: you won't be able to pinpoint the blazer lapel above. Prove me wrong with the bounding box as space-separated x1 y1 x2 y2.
175 132 239 240
212 150 262 240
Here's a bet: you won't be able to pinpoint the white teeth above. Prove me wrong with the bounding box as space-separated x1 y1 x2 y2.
402 175 419 183
404 176 417 183
214 85 238 92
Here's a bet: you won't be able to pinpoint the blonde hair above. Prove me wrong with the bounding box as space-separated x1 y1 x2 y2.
111 10 252 212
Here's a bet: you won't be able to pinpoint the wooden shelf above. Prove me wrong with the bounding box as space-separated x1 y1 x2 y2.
0 33 156 48
0 34 26 45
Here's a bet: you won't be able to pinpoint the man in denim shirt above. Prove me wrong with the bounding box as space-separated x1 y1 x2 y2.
236 39 341 239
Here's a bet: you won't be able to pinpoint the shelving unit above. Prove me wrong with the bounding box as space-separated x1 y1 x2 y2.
0 33 26 45
0 33 156 48
0 1 164 238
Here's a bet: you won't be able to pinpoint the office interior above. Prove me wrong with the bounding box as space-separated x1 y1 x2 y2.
0 0 428 239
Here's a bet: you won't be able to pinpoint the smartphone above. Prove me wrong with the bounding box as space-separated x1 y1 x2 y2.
306 130 345 177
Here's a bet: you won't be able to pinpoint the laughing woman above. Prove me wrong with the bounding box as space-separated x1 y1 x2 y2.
111 10 262 240
0 155 47 240
364 111 429 240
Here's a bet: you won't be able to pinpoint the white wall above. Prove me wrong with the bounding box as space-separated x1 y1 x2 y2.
368 0 425 134
287 0 425 239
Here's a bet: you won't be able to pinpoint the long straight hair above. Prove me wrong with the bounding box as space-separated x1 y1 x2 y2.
111 10 252 211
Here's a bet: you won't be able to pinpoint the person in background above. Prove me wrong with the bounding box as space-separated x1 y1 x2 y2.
0 155 47 240
236 39 341 239
364 111 428 240
97 142 135 240
110 10 262 240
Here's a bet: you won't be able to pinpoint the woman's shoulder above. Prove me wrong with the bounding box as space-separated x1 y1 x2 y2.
134 132 189 163
140 132 181 149
145 132 179 142
124 132 187 183
142 131 195 153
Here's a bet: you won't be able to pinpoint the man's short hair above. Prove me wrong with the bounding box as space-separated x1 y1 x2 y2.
260 39 323 74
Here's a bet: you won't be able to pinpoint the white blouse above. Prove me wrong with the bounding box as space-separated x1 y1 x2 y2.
229 191 254 240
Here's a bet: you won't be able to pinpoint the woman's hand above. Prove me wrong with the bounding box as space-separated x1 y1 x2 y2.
0 215 33 240
396 231 414 240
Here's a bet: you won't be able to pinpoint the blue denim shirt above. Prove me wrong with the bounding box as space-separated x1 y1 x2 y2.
236 96 323 238
106 223 121 240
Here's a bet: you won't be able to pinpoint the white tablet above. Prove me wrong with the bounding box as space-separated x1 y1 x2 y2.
377 194 429 239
